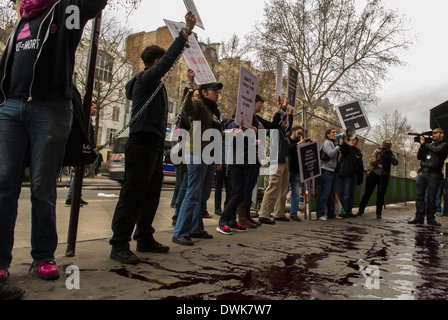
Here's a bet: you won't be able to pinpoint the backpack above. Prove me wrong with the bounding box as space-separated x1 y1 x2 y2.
63 87 98 166
320 145 331 161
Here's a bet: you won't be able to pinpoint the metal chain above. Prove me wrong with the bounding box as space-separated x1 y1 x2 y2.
95 46 187 152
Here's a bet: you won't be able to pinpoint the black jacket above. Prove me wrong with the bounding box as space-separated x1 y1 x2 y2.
253 112 293 164
339 143 364 184
126 30 187 148
418 138 448 172
0 0 107 105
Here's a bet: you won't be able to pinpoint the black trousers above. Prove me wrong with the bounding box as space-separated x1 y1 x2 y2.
416 171 443 221
110 141 163 249
220 165 248 226
359 173 390 215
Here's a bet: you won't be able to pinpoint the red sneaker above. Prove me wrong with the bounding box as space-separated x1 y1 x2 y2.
31 261 60 280
0 268 10 283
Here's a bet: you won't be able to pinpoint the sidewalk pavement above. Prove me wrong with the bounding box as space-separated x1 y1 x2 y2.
6 177 448 301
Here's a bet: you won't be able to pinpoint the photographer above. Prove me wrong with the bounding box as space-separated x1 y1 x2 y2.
408 128 448 226
357 140 398 219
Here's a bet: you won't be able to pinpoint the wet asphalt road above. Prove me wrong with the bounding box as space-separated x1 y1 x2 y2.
9 186 448 301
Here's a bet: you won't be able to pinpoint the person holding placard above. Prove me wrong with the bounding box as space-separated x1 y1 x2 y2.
109 12 197 264
316 129 344 221
287 126 312 221
172 69 223 245
258 97 294 225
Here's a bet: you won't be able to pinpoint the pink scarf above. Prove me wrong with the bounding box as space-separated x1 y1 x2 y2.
20 0 56 20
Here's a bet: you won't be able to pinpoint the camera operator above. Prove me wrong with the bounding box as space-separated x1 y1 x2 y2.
357 140 398 219
408 128 448 226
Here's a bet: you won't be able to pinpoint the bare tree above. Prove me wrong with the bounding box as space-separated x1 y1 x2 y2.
371 110 417 156
74 12 134 147
248 0 413 113
0 0 18 45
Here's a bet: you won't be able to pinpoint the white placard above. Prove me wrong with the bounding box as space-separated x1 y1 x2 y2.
183 0 205 30
164 19 216 85
235 67 258 127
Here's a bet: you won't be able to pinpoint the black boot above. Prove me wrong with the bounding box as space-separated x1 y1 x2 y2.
427 218 441 226
408 217 424 225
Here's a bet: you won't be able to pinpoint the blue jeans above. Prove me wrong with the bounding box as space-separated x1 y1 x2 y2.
316 169 339 218
174 155 216 237
289 172 301 216
340 175 358 215
0 97 72 269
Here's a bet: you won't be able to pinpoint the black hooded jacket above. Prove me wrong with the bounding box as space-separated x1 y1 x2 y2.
0 0 107 105
126 30 187 150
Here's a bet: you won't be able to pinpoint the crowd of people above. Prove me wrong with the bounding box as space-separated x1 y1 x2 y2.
1 1 447 300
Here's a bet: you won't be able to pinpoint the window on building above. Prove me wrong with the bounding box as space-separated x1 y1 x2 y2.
112 106 120 122
106 128 117 141
96 51 113 83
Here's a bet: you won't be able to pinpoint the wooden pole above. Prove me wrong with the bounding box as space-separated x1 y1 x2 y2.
66 12 103 257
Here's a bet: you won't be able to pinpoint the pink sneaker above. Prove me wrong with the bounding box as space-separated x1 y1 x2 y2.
31 261 60 280
0 268 10 283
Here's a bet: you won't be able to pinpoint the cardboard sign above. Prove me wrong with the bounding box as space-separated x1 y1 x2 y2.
287 65 299 109
183 0 205 30
235 67 258 127
335 100 370 132
298 140 321 183
164 19 216 84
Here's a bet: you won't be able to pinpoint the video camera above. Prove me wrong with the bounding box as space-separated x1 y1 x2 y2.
408 131 433 144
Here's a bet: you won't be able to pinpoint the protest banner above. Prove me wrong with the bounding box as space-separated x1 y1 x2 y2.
287 65 299 108
235 67 258 126
276 55 283 101
164 19 216 84
183 0 205 30
298 140 321 183
335 100 370 132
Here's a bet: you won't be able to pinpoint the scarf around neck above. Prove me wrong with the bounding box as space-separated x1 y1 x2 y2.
20 0 56 20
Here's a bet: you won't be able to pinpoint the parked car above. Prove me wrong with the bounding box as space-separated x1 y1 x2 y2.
106 136 176 185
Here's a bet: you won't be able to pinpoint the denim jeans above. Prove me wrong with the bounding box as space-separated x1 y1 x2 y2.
0 97 72 269
416 172 442 221
174 154 216 237
340 175 358 215
316 169 339 218
289 172 301 216
172 170 188 222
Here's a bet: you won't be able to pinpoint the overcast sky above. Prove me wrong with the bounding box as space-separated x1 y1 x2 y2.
117 0 448 133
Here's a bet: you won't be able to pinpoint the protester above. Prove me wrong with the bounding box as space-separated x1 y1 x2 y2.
338 136 364 218
172 69 223 246
258 97 294 225
217 109 259 234
357 140 398 219
287 125 311 221
95 152 103 176
0 0 107 282
214 121 232 216
109 12 197 264
239 95 279 226
316 129 344 220
171 108 191 226
408 128 448 226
